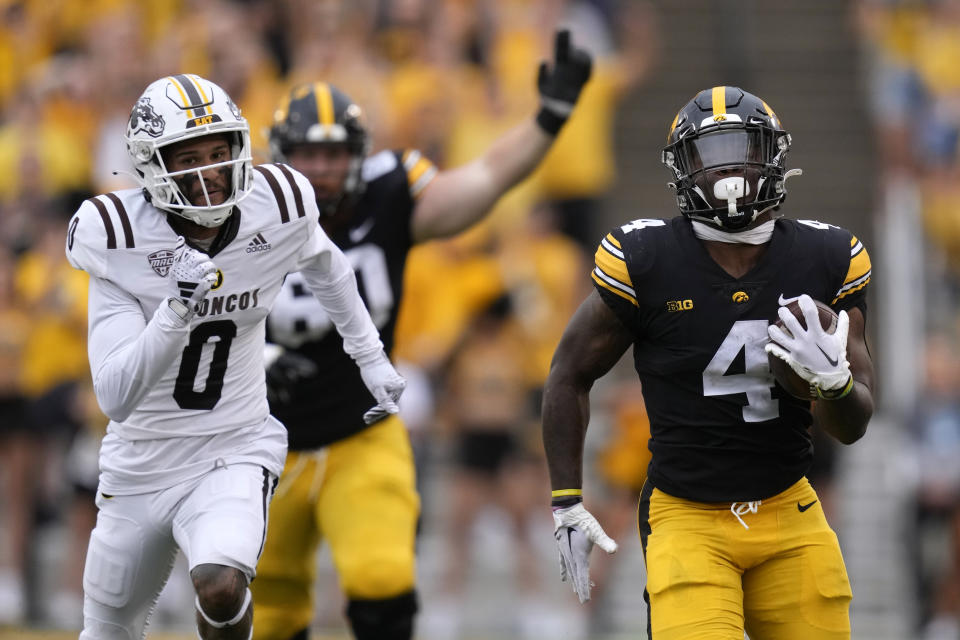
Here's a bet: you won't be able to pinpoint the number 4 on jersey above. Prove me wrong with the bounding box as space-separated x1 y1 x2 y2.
620 218 666 234
702 320 779 422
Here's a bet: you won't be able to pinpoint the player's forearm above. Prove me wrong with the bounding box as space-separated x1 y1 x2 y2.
300 249 384 361
542 373 591 491
412 119 552 241
90 300 190 422
482 117 554 193
813 381 873 444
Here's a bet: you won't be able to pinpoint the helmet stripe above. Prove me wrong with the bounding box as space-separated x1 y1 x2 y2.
667 112 679 143
172 74 209 118
711 86 727 117
167 76 191 112
761 100 780 127
187 74 212 115
314 82 335 127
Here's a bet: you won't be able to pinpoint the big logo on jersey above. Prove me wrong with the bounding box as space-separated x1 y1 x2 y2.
147 248 176 276
129 97 165 138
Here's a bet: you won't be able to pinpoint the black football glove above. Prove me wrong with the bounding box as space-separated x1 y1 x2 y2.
536 29 593 135
265 350 319 409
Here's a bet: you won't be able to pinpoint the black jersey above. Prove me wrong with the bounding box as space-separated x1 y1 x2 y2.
266 149 437 449
592 216 871 503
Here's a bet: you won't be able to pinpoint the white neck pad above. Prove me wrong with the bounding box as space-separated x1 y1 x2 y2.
692 219 775 245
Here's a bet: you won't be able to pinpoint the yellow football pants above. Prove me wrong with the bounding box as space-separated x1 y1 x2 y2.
251 415 420 640
643 477 852 640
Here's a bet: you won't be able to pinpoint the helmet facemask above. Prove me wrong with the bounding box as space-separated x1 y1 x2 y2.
662 87 800 232
125 75 254 228
146 129 252 227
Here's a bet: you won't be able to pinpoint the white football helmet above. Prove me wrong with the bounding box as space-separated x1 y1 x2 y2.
125 74 253 227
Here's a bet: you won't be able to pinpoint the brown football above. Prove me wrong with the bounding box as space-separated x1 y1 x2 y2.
768 298 839 400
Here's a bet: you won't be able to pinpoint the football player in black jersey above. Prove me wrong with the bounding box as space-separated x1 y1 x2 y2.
251 30 592 640
542 86 875 639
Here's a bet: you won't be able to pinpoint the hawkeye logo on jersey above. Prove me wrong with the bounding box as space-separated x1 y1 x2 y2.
147 249 176 277
246 233 272 253
666 299 694 312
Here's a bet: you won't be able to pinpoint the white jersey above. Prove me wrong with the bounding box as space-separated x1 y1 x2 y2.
66 163 379 493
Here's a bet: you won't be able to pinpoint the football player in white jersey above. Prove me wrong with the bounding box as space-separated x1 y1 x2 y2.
65 74 405 640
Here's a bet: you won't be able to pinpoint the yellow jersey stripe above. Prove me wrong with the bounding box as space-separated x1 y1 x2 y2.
605 233 621 250
846 248 871 285
594 243 630 285
712 86 727 117
601 236 623 258
402 149 421 171
406 157 432 187
592 269 638 306
832 275 870 304
409 165 437 199
315 82 334 126
833 237 872 303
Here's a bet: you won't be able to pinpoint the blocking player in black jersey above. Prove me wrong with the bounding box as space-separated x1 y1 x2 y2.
542 86 875 639
251 30 592 640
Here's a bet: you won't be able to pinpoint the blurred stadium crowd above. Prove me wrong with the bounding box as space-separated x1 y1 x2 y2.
1 0 960 639
857 1 960 638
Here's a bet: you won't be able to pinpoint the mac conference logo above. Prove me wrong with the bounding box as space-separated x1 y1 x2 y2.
147 248 176 276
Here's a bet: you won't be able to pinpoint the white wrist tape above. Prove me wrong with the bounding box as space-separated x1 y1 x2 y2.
195 587 251 628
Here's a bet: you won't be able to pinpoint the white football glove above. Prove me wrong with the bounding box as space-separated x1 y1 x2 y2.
356 350 406 424
552 502 618 603
765 294 851 392
167 236 218 321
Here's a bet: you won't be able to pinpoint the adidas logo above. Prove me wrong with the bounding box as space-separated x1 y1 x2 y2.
246 232 272 254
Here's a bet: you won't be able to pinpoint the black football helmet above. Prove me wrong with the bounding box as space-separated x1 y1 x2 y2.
662 86 799 231
269 83 371 216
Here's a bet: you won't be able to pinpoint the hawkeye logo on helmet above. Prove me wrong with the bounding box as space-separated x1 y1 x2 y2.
701 113 741 127
187 114 223 128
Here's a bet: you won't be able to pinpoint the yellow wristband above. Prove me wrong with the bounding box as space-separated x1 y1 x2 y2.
816 376 854 401
551 489 583 498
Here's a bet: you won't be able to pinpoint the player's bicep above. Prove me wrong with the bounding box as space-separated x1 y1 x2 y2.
549 291 633 389
844 305 874 392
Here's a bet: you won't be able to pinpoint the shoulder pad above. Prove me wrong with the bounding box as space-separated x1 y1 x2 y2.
362 150 398 183
592 226 638 307
66 196 136 278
